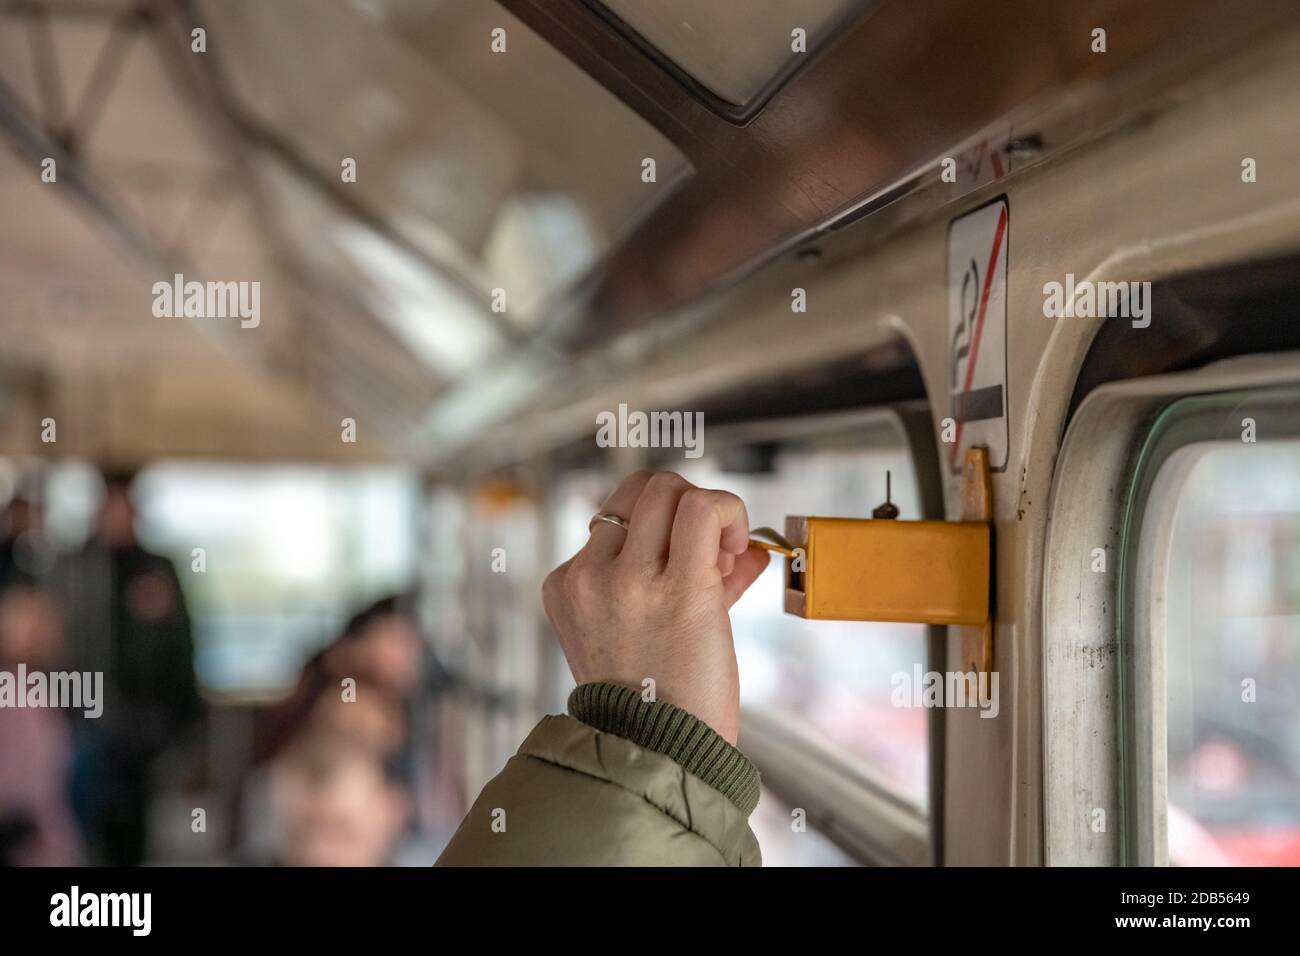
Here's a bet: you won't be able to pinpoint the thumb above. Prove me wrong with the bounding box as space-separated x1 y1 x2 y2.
723 547 770 608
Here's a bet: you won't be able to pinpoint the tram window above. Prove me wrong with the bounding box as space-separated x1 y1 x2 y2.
680 435 930 811
460 484 544 783
748 787 860 867
42 461 421 698
598 0 859 107
423 486 470 675
1146 440 1300 866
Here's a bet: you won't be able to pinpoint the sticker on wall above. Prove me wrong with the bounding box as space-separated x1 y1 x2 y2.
947 197 1009 472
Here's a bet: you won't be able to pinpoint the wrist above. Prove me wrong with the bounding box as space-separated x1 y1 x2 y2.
567 681 760 815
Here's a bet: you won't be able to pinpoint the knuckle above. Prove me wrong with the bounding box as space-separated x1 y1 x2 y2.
610 560 653 592
678 486 716 515
562 560 602 602
609 470 653 501
541 565 567 604
645 471 689 495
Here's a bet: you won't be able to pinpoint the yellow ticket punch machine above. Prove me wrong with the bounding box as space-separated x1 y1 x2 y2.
752 448 995 674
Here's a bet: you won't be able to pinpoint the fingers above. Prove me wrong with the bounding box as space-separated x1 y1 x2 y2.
621 472 690 564
581 471 653 561
575 470 758 587
722 547 769 608
667 487 749 575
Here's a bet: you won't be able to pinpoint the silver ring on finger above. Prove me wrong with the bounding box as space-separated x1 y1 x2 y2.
588 512 630 533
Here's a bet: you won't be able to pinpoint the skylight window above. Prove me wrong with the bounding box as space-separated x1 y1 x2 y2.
598 0 864 107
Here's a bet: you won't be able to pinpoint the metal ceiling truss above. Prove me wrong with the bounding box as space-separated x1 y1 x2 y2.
0 0 443 448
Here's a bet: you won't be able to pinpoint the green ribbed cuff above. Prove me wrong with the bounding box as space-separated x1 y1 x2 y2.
567 682 761 816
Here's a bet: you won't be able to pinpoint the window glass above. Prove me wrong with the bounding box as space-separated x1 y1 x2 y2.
599 0 861 106
1155 440 1300 866
749 787 860 866
423 485 469 674
459 482 543 776
680 434 930 810
41 461 420 698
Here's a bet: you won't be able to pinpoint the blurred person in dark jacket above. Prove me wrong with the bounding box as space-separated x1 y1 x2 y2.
50 469 202 865
0 496 51 593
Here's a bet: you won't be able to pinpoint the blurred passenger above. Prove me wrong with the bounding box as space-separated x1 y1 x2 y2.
254 595 427 771
297 674 408 757
0 496 48 592
262 684 411 867
50 469 202 866
242 595 455 863
0 583 82 866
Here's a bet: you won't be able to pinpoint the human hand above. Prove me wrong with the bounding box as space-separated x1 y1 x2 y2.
542 471 769 744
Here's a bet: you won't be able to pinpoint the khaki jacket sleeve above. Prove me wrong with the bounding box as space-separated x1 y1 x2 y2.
435 684 762 866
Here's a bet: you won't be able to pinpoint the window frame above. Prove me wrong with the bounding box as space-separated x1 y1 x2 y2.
580 0 873 123
1043 353 1300 865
